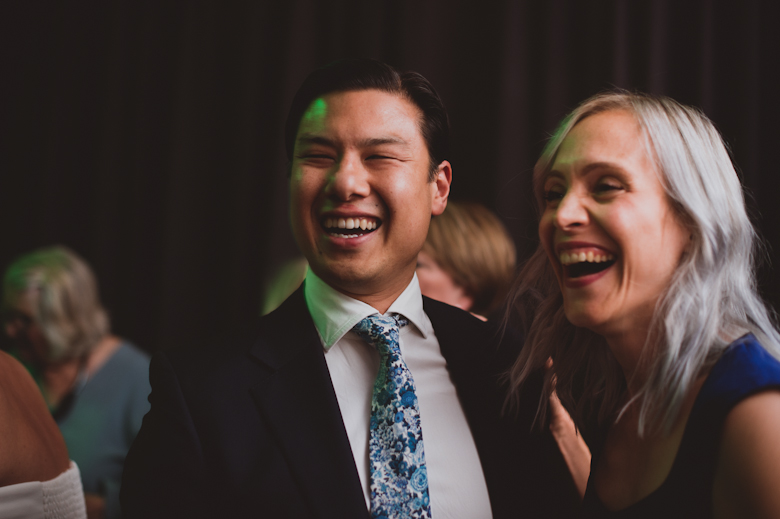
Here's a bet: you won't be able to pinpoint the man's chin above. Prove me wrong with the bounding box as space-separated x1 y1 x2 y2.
317 267 380 294
310 253 416 292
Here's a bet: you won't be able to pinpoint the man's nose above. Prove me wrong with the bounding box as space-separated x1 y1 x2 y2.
326 155 371 201
554 191 589 230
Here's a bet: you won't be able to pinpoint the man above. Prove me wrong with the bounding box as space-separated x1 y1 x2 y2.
121 59 576 518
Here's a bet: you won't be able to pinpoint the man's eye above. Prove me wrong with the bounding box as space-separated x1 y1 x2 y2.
297 154 336 165
367 155 395 161
299 154 332 159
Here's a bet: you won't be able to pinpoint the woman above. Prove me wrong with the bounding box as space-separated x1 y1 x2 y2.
508 92 780 517
3 246 150 519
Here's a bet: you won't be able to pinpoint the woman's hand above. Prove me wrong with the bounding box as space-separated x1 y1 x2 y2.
546 357 592 498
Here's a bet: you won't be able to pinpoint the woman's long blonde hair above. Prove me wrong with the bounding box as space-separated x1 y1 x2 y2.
507 91 780 436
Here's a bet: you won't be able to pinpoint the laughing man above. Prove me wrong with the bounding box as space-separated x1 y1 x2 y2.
120 58 576 519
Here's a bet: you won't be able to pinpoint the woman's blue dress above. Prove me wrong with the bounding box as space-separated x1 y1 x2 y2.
581 334 780 518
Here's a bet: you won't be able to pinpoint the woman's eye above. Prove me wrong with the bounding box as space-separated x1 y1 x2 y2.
543 189 564 202
595 183 622 194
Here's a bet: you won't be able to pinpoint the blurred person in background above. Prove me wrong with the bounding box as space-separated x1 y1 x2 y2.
2 246 150 519
417 200 591 497
416 201 516 320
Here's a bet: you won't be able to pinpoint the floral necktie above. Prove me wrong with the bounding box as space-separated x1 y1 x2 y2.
353 314 432 519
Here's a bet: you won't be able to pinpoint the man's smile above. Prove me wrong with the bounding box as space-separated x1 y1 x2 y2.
321 216 381 238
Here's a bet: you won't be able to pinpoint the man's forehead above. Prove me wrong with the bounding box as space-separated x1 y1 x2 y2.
295 90 423 140
299 98 329 129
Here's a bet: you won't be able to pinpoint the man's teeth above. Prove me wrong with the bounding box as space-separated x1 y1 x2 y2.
559 251 615 266
324 217 378 231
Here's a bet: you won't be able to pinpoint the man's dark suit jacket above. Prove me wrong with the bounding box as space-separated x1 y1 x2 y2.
120 288 578 518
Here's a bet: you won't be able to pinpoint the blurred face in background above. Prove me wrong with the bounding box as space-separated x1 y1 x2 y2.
4 290 49 365
416 251 474 312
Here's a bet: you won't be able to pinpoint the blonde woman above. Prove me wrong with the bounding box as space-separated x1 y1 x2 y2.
508 92 780 517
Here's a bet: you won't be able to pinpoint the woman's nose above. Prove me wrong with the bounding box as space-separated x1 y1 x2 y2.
554 192 589 229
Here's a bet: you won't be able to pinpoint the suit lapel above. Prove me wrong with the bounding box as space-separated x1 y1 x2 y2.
248 288 368 517
423 296 517 519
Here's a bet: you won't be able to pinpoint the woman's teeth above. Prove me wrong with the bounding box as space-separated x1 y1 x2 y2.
559 251 614 266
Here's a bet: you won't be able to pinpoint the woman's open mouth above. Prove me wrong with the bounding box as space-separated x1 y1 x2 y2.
559 251 616 278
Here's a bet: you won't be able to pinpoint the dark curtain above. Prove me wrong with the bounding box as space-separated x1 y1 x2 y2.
2 1 778 354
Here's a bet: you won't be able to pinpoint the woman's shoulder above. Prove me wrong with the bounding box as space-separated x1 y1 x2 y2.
726 334 780 368
0 351 70 486
697 334 780 413
712 368 780 516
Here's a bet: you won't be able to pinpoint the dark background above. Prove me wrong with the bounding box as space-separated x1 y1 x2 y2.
2 1 778 355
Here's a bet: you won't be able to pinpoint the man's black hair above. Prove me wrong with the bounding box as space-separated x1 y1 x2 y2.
284 58 450 180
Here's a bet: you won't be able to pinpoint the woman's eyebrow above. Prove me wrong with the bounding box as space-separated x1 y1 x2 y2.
580 161 625 176
542 170 565 183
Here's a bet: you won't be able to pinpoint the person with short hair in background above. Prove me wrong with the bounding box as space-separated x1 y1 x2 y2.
3 246 150 519
416 201 516 320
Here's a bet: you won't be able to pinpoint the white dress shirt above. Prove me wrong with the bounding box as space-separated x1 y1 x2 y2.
304 270 492 519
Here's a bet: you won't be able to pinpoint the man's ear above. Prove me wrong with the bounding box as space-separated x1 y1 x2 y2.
430 160 452 216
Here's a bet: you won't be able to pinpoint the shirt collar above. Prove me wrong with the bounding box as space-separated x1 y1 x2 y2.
304 269 431 350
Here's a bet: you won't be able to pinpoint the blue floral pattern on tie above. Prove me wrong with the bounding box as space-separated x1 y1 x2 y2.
353 314 432 519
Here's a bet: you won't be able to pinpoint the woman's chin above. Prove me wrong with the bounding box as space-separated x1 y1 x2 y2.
563 307 606 335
